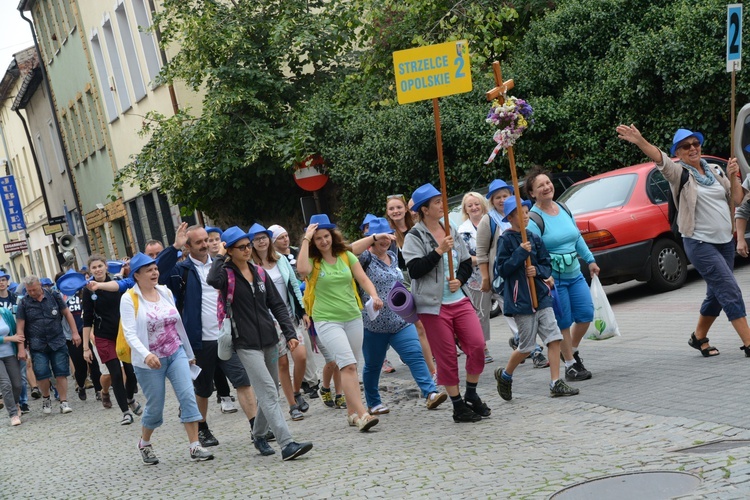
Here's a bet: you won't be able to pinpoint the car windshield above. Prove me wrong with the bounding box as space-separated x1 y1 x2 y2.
558 173 638 215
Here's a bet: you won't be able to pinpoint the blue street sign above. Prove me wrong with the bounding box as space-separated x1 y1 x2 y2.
0 176 26 232
727 4 743 72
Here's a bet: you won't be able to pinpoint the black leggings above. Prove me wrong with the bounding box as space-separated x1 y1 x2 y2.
214 364 230 398
104 358 137 413
67 340 102 392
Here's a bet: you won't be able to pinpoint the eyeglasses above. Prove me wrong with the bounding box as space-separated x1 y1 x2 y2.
253 235 269 243
233 243 252 251
387 194 404 200
678 140 701 151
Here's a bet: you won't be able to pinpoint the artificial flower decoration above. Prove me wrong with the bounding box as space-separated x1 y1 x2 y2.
485 96 533 164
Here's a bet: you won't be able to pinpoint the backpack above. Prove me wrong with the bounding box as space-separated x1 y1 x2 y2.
216 264 267 359
303 254 363 316
115 289 138 364
528 201 573 235
666 168 690 234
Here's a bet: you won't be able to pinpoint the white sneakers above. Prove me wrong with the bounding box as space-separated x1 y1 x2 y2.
220 397 238 414
60 401 73 414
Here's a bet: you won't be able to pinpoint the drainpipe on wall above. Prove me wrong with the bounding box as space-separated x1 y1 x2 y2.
19 6 92 255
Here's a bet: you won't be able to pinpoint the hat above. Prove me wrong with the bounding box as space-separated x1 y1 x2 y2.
359 213 378 231
306 214 336 231
0 272 10 280
205 226 223 236
81 266 88 271
670 129 704 156
486 179 514 199
107 260 124 274
40 277 53 286
221 226 251 249
56 269 90 296
502 198 533 222
365 217 395 237
129 252 157 275
411 183 441 212
248 223 272 242
268 224 287 243
8 282 17 294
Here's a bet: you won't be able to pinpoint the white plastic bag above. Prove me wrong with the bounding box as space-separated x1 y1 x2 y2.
585 275 620 340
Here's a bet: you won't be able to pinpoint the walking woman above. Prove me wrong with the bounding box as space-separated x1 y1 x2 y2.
385 194 437 380
353 218 447 414
82 255 142 424
457 191 493 363
618 124 750 357
0 306 23 425
248 223 310 421
402 183 490 423
297 214 383 432
208 227 313 460
120 253 214 464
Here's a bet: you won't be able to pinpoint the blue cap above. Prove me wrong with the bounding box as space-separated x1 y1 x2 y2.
670 129 704 156
0 272 10 280
306 214 336 231
221 226 251 249
40 277 53 286
359 214 378 231
486 179 514 199
107 260 124 274
365 217 395 237
205 226 223 236
248 223 273 242
129 252 157 275
411 183 441 212
502 198 533 222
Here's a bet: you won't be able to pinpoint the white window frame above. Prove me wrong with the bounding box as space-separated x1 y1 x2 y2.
102 14 131 113
35 133 52 184
131 0 162 85
90 29 118 123
115 1 147 101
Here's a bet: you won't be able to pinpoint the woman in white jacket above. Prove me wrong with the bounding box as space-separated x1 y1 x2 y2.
120 253 214 465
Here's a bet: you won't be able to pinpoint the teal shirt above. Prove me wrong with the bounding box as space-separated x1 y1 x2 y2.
527 204 594 280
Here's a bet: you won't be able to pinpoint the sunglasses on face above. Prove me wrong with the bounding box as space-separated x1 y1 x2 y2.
233 243 252 251
387 194 404 201
678 140 701 151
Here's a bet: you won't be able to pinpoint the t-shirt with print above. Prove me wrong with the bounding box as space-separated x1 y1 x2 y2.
310 251 361 322
65 293 84 332
142 294 182 358
0 292 16 312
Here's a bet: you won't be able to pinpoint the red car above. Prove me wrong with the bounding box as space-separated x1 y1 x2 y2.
556 155 728 292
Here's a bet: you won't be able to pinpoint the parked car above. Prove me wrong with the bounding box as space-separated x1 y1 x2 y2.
557 155 728 292
447 171 590 316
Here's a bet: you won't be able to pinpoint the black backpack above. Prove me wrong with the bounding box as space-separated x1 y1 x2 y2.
528 202 573 234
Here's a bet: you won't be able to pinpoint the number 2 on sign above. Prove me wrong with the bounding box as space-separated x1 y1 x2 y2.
730 11 741 55
454 55 465 79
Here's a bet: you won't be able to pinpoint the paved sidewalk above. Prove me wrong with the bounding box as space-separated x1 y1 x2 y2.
4 264 750 498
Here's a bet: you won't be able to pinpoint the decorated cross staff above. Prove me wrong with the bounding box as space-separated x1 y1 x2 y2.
484 61 537 307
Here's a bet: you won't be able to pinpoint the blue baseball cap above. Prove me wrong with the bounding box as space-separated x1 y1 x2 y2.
670 129 704 156
411 183 441 212
129 252 157 275
221 226 251 249
502 198 533 222
364 217 395 237
486 179 514 199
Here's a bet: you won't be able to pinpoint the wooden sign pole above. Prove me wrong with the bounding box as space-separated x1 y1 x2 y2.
486 61 537 308
433 97 454 280
730 62 737 232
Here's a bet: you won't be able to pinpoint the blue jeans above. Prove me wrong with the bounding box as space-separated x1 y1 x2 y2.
30 345 70 380
552 273 594 330
683 238 745 320
362 324 437 409
133 346 202 429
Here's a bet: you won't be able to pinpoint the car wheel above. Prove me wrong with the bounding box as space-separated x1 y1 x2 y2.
490 297 502 318
648 238 688 292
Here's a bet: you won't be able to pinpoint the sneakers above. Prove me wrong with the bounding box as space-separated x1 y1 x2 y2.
10 415 21 426
531 351 550 368
31 387 41 399
282 441 313 461
550 379 580 397
220 396 238 414
302 381 320 399
484 348 494 364
294 393 309 413
127 399 143 415
42 397 52 414
289 405 304 421
382 359 396 373
464 396 491 417
60 401 73 414
369 403 390 415
349 412 379 432
19 403 30 414
495 368 513 401
77 386 87 401
573 351 590 371
320 387 335 408
199 428 219 447
452 402 482 423
101 392 112 409
426 392 447 410
253 436 276 456
334 394 347 409
139 443 159 465
565 362 592 381
190 444 215 462
121 412 134 425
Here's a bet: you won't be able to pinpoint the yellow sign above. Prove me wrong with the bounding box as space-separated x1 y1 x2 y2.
43 223 63 236
393 40 472 104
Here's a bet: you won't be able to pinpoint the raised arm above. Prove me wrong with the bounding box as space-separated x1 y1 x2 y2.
616 124 662 163
296 223 317 279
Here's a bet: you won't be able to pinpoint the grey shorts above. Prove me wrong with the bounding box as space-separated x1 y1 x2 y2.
194 340 251 398
514 308 563 353
276 320 306 357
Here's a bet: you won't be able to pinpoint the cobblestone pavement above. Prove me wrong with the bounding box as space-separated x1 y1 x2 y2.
5 264 750 498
